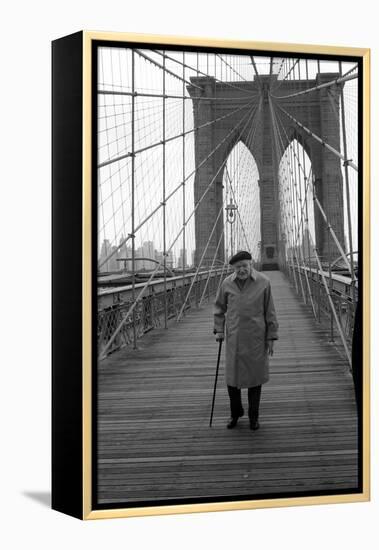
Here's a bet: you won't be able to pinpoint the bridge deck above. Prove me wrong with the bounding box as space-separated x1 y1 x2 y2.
97 271 358 505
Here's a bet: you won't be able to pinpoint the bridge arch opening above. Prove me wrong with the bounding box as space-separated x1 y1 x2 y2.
222 141 261 264
278 138 316 267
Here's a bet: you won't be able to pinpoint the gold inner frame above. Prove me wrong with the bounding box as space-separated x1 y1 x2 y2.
82 31 370 520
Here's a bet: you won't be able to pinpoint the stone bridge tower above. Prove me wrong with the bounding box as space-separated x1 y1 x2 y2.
187 73 345 270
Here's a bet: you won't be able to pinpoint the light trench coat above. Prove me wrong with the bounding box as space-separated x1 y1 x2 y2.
213 269 279 388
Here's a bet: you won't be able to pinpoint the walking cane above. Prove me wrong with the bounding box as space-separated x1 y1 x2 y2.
209 338 223 427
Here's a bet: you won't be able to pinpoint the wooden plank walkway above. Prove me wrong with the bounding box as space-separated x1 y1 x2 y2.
97 271 358 505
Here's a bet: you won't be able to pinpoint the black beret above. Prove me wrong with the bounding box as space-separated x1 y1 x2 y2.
229 250 252 265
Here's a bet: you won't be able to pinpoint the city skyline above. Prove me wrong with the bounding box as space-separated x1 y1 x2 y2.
98 237 194 273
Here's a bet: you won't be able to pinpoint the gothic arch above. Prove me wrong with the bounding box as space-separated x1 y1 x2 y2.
187 73 345 268
221 141 261 261
278 139 316 256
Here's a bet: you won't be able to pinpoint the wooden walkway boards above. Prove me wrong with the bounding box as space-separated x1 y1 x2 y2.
97 271 358 505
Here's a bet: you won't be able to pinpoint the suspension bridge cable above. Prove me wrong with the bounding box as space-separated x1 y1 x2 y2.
270 96 313 301
98 89 255 102
99 100 258 268
198 230 226 306
177 202 225 321
130 50 137 347
274 57 285 81
274 101 358 172
272 85 317 315
271 58 300 95
339 60 356 283
169 104 260 251
215 54 248 82
224 98 263 253
271 98 307 302
103 180 231 359
98 99 256 168
98 49 263 278
269 57 274 76
97 91 230 210
182 51 187 286
225 166 250 250
135 49 202 89
250 56 260 78
151 50 256 95
223 96 263 257
162 51 168 328
272 101 352 274
270 71 358 99
302 58 316 292
306 230 353 368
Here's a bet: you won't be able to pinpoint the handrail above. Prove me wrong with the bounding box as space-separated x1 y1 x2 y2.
98 266 229 297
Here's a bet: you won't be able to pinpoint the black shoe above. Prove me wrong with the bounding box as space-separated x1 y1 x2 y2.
249 419 260 431
226 409 244 429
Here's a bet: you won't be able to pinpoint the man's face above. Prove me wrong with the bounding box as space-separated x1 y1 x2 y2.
233 260 251 280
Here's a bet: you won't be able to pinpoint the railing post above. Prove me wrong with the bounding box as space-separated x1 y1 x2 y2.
151 289 156 328
316 251 321 323
328 266 334 342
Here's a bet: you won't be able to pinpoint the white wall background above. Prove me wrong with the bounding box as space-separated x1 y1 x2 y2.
1 1 377 548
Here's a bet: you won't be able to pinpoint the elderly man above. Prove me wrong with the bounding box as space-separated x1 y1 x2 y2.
213 250 279 430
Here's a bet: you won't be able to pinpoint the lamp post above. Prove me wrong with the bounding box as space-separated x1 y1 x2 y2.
225 199 237 258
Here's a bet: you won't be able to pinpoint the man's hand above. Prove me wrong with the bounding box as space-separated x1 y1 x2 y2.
215 333 224 342
266 340 274 356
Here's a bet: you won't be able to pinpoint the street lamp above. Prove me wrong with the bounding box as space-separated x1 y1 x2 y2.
225 198 238 258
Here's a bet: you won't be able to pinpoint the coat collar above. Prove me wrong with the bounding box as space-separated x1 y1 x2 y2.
231 267 258 282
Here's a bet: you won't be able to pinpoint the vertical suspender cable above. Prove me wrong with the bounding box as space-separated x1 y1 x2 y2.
304 59 315 308
318 58 334 339
199 231 225 306
289 134 304 298
131 50 137 349
163 50 168 328
272 95 316 306
338 61 356 286
293 143 304 296
296 135 307 300
182 52 186 305
295 61 307 303
274 102 316 316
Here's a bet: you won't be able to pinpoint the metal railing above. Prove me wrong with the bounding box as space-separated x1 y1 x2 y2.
98 267 231 359
284 262 357 358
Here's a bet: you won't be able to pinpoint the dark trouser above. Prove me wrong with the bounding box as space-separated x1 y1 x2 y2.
227 385 262 422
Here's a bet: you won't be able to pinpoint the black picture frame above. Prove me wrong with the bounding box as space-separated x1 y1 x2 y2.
52 31 370 520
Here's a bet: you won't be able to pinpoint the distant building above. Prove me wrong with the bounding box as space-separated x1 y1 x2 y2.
141 241 156 270
166 250 174 269
177 248 188 269
99 239 113 272
155 250 163 267
117 236 132 271
135 246 144 271
155 249 174 271
109 246 119 271
117 235 128 260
